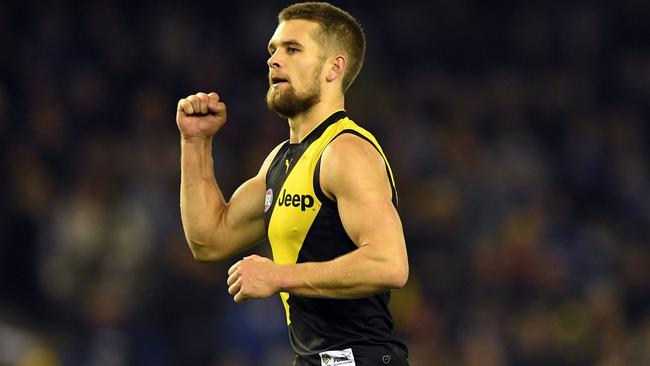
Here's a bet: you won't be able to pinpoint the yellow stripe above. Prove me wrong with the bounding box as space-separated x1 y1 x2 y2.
268 143 323 324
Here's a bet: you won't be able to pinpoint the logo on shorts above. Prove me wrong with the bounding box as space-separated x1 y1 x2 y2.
319 348 355 366
322 354 331 364
264 188 273 212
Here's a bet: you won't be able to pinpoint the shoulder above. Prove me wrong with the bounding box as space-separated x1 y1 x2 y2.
322 133 382 168
331 117 384 155
320 133 389 199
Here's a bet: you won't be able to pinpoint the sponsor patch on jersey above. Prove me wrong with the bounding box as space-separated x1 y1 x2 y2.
264 188 273 212
276 188 314 211
319 348 355 366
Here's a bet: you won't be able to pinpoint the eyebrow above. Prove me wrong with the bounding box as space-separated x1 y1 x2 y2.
268 40 304 52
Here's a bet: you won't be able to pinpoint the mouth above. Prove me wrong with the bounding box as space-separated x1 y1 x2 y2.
270 76 289 86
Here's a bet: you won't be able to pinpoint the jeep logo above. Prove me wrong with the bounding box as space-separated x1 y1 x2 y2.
277 189 314 211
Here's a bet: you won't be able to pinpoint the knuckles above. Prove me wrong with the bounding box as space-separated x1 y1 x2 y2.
178 91 223 115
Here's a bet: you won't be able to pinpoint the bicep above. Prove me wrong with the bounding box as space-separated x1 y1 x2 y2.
337 189 405 256
216 174 267 255
203 142 284 260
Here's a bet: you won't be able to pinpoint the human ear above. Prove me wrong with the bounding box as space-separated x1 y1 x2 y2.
326 55 347 83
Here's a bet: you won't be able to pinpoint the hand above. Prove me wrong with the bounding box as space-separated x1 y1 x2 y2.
176 92 227 140
226 255 280 302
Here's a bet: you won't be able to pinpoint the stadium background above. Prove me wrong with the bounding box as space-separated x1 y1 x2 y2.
1 0 649 365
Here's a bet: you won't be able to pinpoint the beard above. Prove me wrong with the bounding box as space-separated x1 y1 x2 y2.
266 67 322 118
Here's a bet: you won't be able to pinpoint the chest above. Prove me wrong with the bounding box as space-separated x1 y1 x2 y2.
264 144 326 263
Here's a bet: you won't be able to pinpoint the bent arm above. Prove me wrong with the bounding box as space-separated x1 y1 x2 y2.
180 137 281 261
274 134 409 298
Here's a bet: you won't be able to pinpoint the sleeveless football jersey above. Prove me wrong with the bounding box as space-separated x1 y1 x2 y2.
264 111 407 361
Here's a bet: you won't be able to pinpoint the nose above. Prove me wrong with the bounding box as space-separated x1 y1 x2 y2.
267 52 281 69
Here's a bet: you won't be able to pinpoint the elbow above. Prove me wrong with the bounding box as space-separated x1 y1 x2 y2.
385 260 409 289
183 224 227 262
187 239 227 262
190 248 221 262
392 264 410 289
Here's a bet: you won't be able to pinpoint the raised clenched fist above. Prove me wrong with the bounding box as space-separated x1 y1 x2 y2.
176 92 227 140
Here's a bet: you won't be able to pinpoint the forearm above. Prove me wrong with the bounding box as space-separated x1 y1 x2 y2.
180 137 226 249
275 245 408 299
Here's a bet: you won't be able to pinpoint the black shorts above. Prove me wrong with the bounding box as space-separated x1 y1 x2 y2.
293 344 409 366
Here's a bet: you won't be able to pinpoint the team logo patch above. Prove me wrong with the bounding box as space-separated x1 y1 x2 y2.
264 188 273 212
319 348 355 366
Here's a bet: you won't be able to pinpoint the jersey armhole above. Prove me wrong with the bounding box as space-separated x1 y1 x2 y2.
265 140 290 182
313 130 398 208
313 157 333 207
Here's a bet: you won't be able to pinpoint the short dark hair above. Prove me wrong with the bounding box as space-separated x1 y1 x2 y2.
278 2 366 92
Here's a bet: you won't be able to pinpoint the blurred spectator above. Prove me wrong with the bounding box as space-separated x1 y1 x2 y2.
1 0 649 365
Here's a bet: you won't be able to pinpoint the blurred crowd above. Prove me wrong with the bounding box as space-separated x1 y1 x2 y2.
1 0 649 365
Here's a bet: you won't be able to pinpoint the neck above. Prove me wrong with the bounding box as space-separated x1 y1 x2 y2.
288 94 345 143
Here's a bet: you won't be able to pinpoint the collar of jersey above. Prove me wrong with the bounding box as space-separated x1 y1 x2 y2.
292 110 348 146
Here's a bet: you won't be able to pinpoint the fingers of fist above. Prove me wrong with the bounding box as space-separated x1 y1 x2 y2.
227 276 242 300
226 256 274 303
177 92 222 116
227 260 248 302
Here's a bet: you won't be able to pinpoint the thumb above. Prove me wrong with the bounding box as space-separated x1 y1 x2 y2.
207 92 222 113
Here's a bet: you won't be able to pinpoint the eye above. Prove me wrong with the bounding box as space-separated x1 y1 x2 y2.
287 47 299 54
268 48 276 56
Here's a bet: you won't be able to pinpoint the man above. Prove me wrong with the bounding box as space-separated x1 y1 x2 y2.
176 2 409 365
